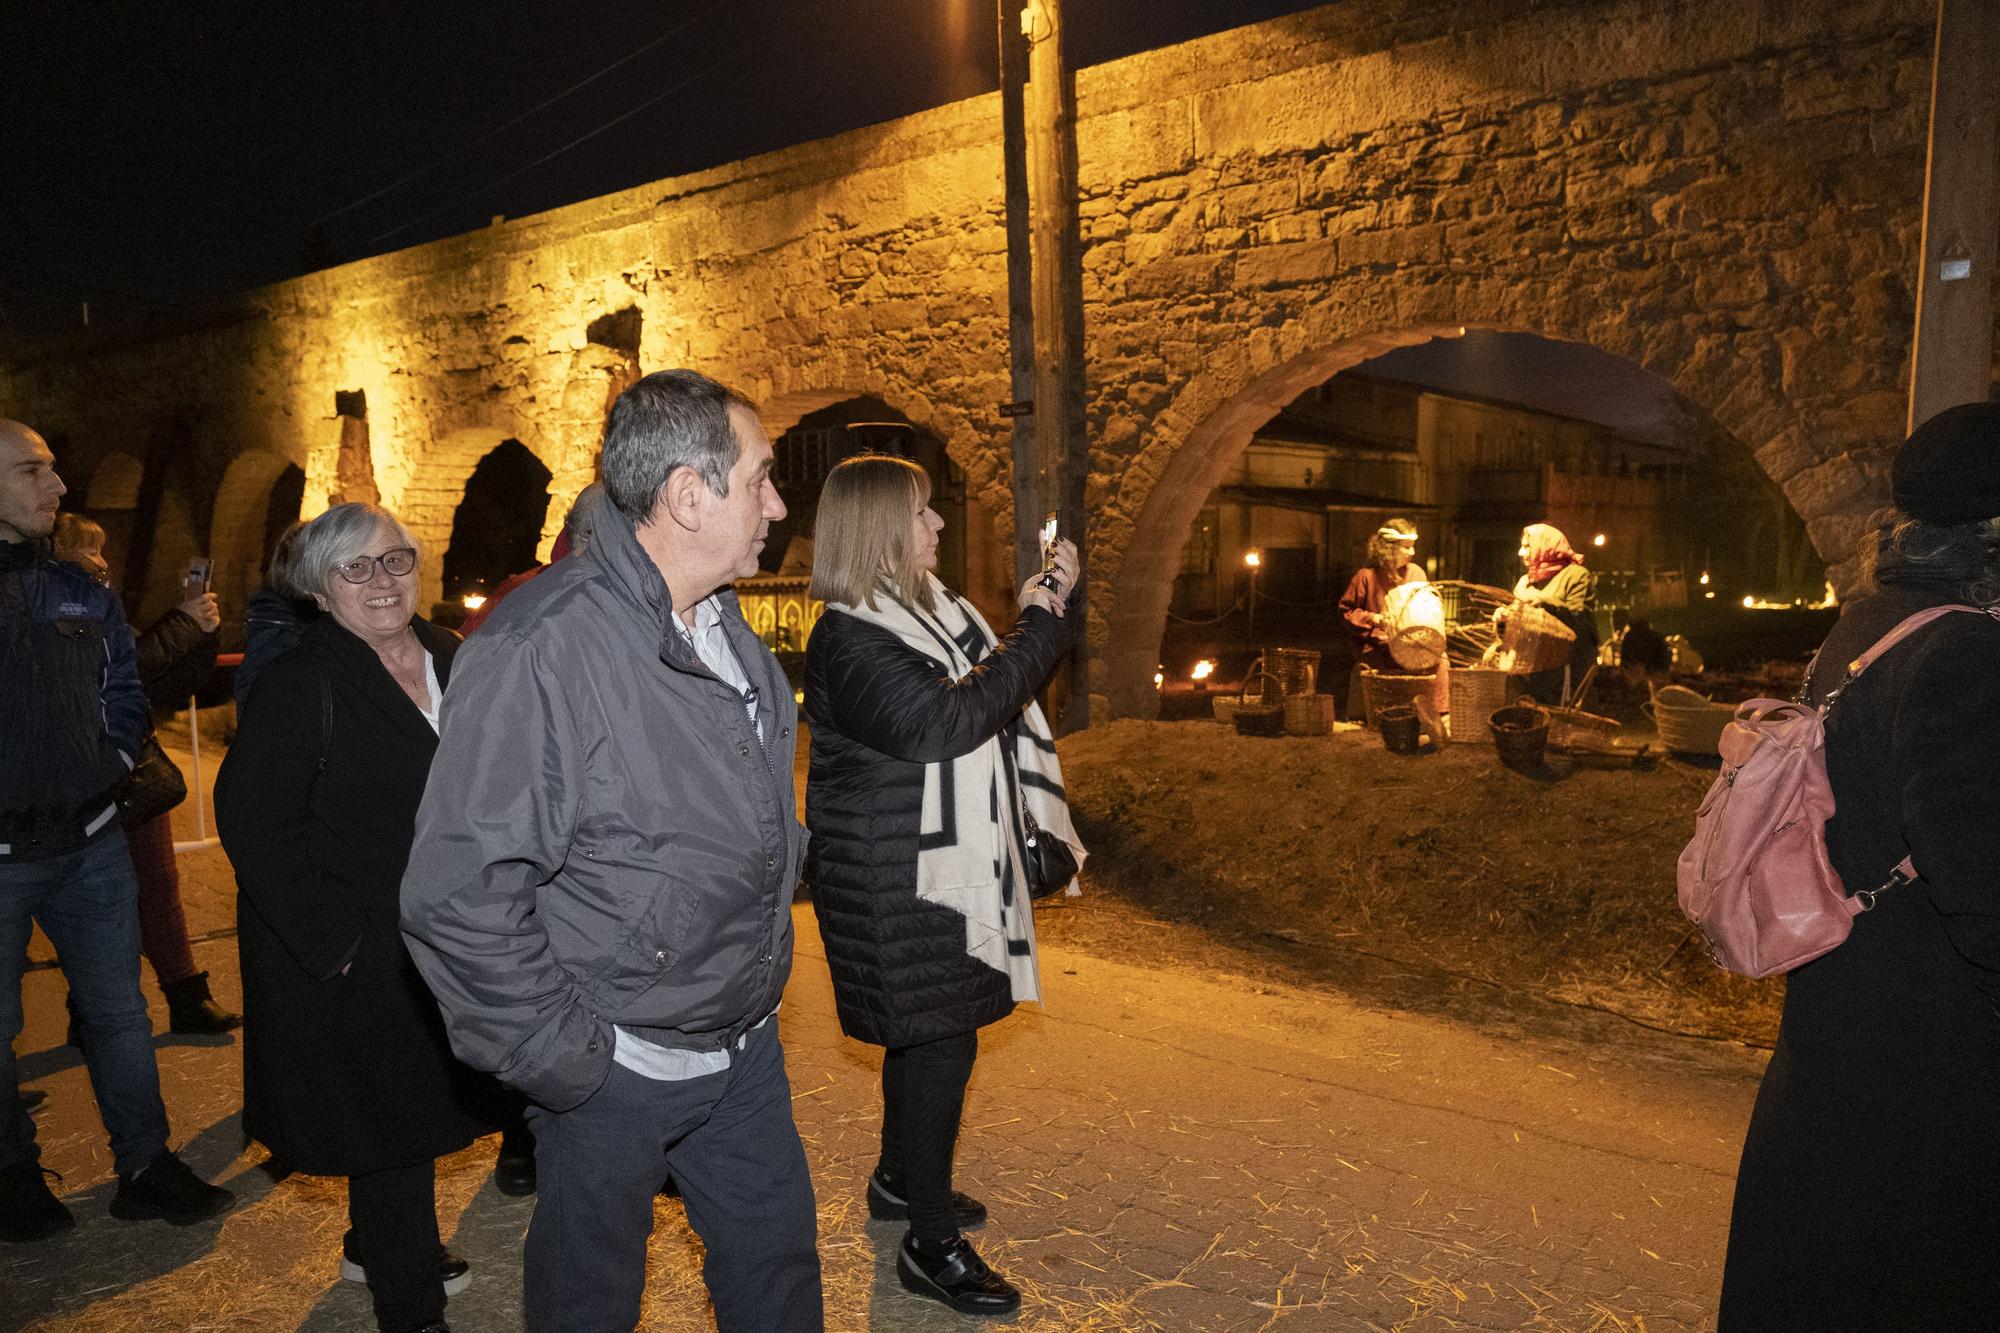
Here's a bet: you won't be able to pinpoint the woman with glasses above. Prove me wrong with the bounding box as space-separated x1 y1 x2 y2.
217 503 482 1333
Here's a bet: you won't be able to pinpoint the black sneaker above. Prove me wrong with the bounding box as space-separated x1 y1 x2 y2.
868 1170 987 1231
109 1149 233 1225
0 1160 74 1243
340 1246 473 1296
896 1232 1021 1316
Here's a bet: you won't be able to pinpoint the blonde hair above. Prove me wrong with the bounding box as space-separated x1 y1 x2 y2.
809 454 936 613
51 513 107 562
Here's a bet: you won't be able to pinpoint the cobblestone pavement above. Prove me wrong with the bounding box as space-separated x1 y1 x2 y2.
2 750 1762 1331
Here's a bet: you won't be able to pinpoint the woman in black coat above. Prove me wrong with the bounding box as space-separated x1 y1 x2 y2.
218 503 483 1333
1718 404 2000 1331
805 455 1082 1318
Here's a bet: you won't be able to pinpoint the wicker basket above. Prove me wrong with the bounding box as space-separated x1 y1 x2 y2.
1447 667 1508 743
1232 668 1286 737
1265 647 1321 697
1489 703 1549 768
1359 667 1437 724
1283 692 1333 736
1495 602 1577 674
1541 705 1622 752
1644 685 1734 755
1377 704 1422 754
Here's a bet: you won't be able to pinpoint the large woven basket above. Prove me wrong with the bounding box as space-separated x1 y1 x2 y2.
1359 667 1437 724
1644 684 1734 755
1447 667 1508 743
1265 647 1321 697
1283 692 1333 736
1494 602 1576 674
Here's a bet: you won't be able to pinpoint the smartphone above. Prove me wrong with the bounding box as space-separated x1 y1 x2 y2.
184 556 213 594
1036 512 1061 592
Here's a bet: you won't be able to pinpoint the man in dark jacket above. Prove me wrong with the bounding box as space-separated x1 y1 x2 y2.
402 373 817 1332
0 419 232 1242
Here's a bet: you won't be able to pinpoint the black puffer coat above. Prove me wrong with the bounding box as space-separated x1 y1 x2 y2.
805 598 1072 1049
1719 568 2000 1330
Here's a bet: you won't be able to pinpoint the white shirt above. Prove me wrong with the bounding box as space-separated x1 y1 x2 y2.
613 593 774 1082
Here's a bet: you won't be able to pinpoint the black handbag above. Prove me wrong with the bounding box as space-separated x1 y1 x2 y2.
1022 810 1079 900
115 735 188 829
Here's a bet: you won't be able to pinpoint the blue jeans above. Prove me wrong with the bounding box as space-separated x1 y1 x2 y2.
0 827 170 1177
523 1019 822 1333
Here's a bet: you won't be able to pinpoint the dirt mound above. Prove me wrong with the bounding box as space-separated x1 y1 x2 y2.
1053 719 1782 1046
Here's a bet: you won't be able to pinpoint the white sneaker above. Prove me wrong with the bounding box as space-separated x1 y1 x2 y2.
339 1251 473 1297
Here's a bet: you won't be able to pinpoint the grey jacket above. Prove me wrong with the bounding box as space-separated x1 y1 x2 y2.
400 495 805 1111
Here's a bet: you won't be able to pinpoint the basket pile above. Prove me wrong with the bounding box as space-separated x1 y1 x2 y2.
1644 684 1734 755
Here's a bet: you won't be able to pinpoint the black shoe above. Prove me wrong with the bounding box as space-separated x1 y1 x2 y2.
868 1170 987 1231
341 1248 473 1297
493 1127 536 1197
897 1233 1020 1316
109 1149 233 1225
162 972 242 1036
0 1160 74 1243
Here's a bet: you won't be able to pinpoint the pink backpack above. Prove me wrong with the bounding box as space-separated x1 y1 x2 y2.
1676 605 1989 977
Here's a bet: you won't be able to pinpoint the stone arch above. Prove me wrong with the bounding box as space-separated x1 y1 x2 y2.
1100 315 1834 719
209 449 305 621
85 452 144 510
402 428 558 613
441 438 556 602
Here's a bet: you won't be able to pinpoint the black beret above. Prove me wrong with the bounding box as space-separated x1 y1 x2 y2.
1892 402 2000 523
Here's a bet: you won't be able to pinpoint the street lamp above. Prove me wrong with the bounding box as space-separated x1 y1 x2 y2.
1243 549 1262 646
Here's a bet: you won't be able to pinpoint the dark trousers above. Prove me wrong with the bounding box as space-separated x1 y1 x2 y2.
880 1030 978 1241
347 1159 445 1333
126 811 198 987
0 828 170 1177
522 1019 821 1333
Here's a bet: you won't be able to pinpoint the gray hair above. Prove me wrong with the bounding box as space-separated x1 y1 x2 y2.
293 503 420 600
598 370 755 522
1865 506 2000 606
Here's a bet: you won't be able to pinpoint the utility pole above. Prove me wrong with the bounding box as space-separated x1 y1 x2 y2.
1907 0 2000 433
999 0 1038 593
1023 0 1090 729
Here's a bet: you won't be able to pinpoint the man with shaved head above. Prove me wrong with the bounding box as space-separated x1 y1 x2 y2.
0 419 232 1241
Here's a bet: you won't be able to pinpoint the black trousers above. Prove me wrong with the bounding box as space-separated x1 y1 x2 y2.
879 1030 978 1240
347 1159 445 1333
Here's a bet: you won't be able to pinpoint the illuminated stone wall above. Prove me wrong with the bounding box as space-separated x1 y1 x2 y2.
0 0 1957 717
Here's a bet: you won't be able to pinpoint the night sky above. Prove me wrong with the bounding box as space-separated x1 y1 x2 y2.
3 0 1326 331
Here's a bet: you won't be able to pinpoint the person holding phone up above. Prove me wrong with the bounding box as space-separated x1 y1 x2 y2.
50 516 239 1035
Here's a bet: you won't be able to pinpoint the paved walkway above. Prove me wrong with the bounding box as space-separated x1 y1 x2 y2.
2 749 1763 1331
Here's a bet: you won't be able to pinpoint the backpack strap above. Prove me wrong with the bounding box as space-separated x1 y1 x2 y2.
1846 604 1994 680
317 672 333 775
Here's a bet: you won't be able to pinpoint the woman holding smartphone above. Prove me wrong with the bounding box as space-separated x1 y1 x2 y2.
804 455 1083 1317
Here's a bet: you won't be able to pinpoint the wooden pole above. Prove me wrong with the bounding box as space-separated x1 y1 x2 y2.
999 0 1038 594
1024 0 1090 729
1908 0 2000 433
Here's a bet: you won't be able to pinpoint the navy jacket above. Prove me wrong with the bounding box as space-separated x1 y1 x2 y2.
0 539 148 854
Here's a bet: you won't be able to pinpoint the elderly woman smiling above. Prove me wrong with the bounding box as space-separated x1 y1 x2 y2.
217 503 485 1333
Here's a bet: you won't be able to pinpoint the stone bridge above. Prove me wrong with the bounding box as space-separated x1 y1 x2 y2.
1 0 1971 719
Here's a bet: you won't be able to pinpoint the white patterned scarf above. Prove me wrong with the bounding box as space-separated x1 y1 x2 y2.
829 575 1085 1001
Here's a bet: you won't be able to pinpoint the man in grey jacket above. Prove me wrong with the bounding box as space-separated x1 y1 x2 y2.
401 371 818 1332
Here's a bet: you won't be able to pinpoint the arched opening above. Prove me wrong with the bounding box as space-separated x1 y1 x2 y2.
1114 328 1825 718
209 451 306 642
81 452 145 581
441 439 554 606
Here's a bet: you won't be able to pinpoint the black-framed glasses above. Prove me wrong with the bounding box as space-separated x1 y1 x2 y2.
334 546 417 584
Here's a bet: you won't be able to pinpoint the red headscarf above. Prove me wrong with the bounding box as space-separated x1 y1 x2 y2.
1522 523 1582 585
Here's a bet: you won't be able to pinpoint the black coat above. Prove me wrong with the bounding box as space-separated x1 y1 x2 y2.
216 616 487 1175
804 599 1072 1049
1719 576 2000 1330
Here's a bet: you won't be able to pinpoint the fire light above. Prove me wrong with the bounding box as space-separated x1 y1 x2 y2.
1698 571 1710 586
1153 669 1165 689
1742 595 1755 608
1243 550 1262 569
1591 533 1606 547
460 593 488 610
1191 659 1215 682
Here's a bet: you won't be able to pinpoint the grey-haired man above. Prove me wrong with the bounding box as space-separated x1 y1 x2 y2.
401 371 819 1331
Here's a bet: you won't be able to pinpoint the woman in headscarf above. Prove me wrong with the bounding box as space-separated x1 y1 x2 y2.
1509 523 1596 704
